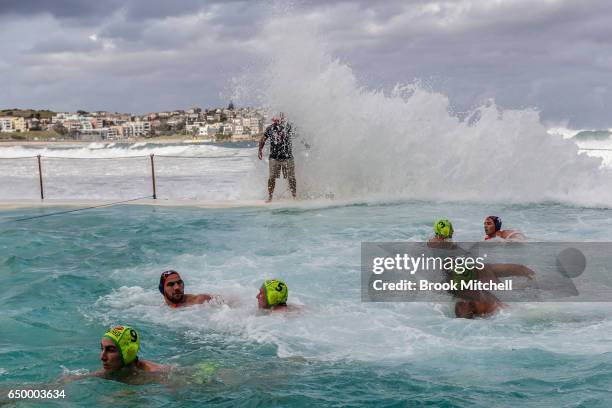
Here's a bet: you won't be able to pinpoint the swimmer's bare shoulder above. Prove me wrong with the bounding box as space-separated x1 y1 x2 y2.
136 359 168 373
500 230 526 240
427 239 458 249
268 304 303 314
61 361 169 383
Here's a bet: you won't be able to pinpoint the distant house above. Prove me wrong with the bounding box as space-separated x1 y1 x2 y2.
233 124 244 135
186 113 200 125
205 122 222 136
0 116 26 132
0 117 14 132
108 126 122 139
186 121 207 133
130 121 151 137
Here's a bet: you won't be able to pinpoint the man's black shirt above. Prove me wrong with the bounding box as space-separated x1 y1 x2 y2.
264 122 294 160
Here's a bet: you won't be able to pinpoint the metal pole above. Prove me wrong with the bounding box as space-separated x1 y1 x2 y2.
150 154 157 199
37 155 44 200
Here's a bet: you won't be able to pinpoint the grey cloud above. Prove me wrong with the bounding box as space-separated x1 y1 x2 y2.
2 0 612 127
28 36 103 54
0 0 122 18
0 0 241 21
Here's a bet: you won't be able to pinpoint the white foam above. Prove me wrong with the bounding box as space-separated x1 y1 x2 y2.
2 18 612 206
90 281 612 363
233 16 612 207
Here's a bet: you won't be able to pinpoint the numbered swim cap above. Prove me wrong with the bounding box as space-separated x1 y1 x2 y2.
486 216 502 231
104 326 140 366
261 279 288 307
434 219 454 239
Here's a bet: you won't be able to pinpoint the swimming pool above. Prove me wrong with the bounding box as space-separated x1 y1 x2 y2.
2 201 611 406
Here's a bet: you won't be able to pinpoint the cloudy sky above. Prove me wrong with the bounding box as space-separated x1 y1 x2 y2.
1 0 611 128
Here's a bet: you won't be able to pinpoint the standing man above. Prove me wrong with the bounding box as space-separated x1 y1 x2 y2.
258 113 297 202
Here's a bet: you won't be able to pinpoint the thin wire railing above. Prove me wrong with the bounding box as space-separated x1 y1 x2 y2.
0 146 608 205
0 153 254 201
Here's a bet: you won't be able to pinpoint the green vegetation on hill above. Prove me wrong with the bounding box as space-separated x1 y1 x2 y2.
0 109 55 119
0 130 63 141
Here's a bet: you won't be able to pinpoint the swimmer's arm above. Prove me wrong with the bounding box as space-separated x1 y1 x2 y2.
195 294 212 303
505 230 526 240
59 370 104 383
193 293 223 304
486 263 535 279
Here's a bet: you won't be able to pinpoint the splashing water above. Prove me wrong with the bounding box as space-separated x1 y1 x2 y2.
234 17 612 206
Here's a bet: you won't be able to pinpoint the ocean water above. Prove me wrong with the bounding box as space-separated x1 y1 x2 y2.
1 200 612 407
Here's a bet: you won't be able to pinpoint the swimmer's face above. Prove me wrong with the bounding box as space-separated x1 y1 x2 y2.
257 287 268 309
164 273 184 303
484 218 497 236
100 337 123 371
455 301 475 319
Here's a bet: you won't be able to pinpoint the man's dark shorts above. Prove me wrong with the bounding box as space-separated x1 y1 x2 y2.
269 159 296 180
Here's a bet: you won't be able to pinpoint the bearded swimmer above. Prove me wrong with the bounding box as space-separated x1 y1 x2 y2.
484 216 526 241
159 270 222 308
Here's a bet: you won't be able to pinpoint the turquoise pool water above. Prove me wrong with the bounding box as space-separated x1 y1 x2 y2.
1 201 612 407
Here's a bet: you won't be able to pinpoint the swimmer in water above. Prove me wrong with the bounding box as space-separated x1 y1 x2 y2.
63 326 168 384
484 216 526 241
427 219 457 249
256 279 297 312
450 263 535 319
454 292 503 319
99 326 166 376
159 270 221 308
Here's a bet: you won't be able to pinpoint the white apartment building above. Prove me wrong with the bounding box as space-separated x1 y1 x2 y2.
186 113 200 124
186 121 207 133
0 117 14 132
108 126 122 139
233 124 244 135
121 121 151 138
132 121 151 136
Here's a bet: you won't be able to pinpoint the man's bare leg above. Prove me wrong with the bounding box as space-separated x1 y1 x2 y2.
289 176 297 199
266 178 275 203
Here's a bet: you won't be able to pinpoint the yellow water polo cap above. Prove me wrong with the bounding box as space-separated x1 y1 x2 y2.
262 279 288 307
104 325 140 366
434 219 454 239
